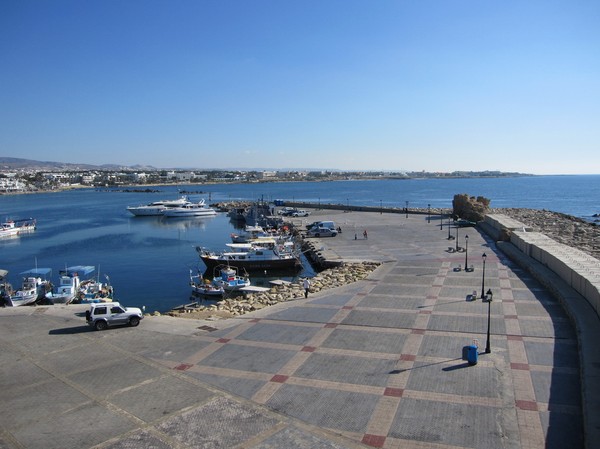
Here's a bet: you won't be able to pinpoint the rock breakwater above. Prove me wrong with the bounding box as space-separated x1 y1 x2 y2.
166 262 380 320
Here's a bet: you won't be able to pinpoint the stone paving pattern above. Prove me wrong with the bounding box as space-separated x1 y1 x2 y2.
0 210 584 448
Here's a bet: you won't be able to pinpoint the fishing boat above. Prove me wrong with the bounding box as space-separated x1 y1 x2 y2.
211 265 251 291
45 265 95 304
0 218 36 238
230 225 271 243
0 268 52 307
162 199 217 218
197 238 301 272
126 195 190 216
189 270 224 297
77 274 114 303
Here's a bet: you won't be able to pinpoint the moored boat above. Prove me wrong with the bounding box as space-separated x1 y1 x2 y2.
0 268 51 307
189 270 224 297
127 196 190 216
162 199 217 218
211 265 251 291
197 238 301 272
77 274 114 303
230 225 271 243
45 265 95 304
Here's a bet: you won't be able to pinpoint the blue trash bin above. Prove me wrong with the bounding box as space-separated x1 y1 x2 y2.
467 345 478 365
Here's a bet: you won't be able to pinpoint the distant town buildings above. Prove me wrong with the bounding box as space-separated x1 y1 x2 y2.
0 167 526 194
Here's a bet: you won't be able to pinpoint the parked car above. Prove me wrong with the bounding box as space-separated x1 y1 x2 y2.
307 226 338 237
86 301 144 331
277 207 297 216
292 210 310 217
306 220 336 231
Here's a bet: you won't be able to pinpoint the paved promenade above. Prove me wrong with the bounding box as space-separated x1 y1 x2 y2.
0 210 583 448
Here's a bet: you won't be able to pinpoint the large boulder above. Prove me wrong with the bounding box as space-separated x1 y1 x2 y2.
452 194 490 222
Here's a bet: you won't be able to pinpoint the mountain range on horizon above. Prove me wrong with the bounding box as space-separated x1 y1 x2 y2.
0 157 358 173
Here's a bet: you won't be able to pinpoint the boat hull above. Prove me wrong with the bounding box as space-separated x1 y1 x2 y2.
7 292 37 307
200 255 301 272
163 209 217 218
127 207 165 216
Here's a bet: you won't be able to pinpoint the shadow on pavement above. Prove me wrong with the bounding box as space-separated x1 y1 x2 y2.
49 325 94 335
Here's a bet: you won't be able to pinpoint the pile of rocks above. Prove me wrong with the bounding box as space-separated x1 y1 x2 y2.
492 208 600 259
167 261 380 319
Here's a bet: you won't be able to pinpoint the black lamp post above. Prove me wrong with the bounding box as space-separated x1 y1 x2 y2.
380 199 382 214
464 235 469 269
484 289 493 353
405 201 409 218
455 225 460 251
427 204 431 223
447 216 452 239
480 253 487 299
440 210 443 230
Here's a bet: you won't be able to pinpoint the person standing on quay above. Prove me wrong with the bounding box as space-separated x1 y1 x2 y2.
303 278 311 298
363 229 368 239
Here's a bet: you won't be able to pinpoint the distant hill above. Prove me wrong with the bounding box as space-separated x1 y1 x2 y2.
0 157 155 171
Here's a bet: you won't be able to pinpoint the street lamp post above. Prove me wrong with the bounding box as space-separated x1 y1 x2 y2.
405 201 409 218
480 253 487 299
440 210 443 230
484 289 493 353
455 225 460 251
428 204 431 223
380 199 382 214
447 216 452 239
464 235 469 269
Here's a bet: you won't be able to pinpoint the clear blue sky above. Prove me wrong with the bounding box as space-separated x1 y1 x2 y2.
1 1 599 174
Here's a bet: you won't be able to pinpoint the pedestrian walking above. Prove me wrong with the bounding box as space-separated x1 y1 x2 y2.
303 278 310 298
363 229 368 239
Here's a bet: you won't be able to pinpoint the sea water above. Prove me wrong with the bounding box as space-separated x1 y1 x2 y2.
1 175 598 312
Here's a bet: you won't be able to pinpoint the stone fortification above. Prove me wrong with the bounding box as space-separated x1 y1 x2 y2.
452 193 490 222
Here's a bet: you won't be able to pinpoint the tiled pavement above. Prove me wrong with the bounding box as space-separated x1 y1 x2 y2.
0 211 584 448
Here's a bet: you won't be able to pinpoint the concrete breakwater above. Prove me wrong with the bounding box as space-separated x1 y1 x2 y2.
167 262 380 318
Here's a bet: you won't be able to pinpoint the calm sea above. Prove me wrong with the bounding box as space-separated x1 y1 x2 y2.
1 175 598 312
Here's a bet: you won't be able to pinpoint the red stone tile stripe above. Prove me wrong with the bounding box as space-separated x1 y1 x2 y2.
362 434 386 448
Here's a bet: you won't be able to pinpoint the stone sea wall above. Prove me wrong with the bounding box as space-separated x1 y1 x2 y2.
491 208 600 260
483 212 600 317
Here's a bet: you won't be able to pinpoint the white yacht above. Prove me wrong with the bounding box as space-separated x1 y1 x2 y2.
127 196 190 216
162 200 217 218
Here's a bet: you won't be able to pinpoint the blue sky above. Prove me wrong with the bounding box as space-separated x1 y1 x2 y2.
1 1 599 174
